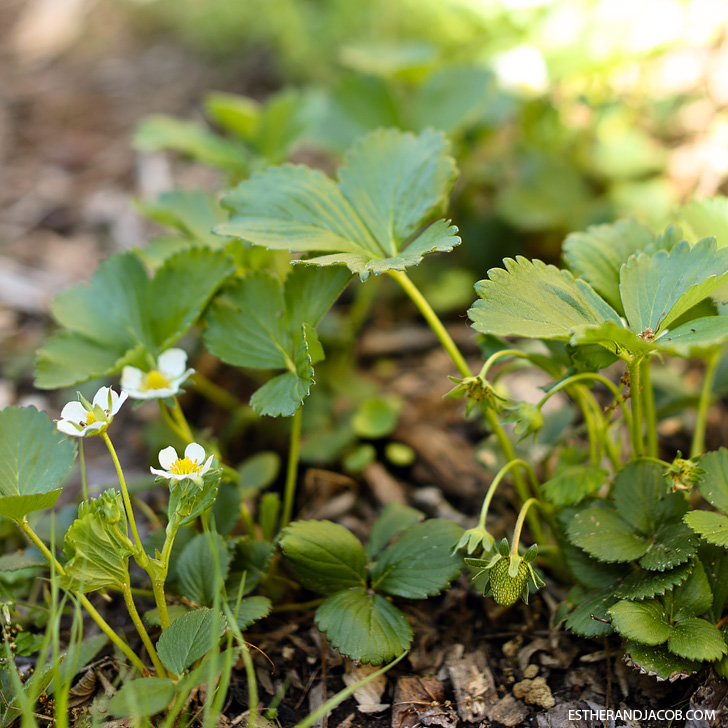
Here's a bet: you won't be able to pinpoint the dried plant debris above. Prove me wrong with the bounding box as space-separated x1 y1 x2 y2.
392 676 458 728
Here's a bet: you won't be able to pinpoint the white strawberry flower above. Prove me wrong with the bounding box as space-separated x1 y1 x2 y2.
57 386 127 437
150 442 213 485
121 348 194 400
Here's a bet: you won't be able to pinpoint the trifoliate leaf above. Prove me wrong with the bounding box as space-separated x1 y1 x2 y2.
177 533 230 607
567 507 649 563
36 249 234 389
217 128 459 280
62 491 135 592
684 511 728 547
370 519 464 599
609 600 671 645
542 464 608 507
280 520 367 595
563 218 654 312
315 587 412 665
625 641 700 681
156 608 226 674
366 503 423 558
108 678 177 719
614 562 692 601
667 617 727 661
469 257 622 341
0 406 76 521
695 448 728 514
565 587 617 637
638 522 697 571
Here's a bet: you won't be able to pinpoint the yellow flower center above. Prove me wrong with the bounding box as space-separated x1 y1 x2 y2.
170 457 199 475
143 370 172 391
84 411 97 425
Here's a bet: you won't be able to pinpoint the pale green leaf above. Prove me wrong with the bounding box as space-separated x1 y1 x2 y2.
638 522 697 571
562 218 654 312
696 448 728 514
352 398 400 439
625 641 700 680
284 265 353 333
614 562 692 601
565 587 617 637
315 587 412 665
108 677 177 719
156 608 226 674
237 452 280 498
542 464 607 507
679 196 728 247
370 519 464 598
667 617 727 661
280 520 367 594
620 238 728 333
177 533 230 607
366 503 423 558
566 507 649 562
0 407 76 521
655 315 728 356
609 600 671 644
684 511 728 547
469 257 622 341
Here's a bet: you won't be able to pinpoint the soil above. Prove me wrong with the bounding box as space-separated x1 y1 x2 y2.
2 2 728 727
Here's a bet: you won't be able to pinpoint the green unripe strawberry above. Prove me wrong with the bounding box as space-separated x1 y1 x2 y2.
489 558 529 606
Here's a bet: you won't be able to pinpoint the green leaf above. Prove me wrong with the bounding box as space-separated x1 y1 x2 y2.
625 641 701 680
567 507 649 563
370 519 464 599
366 503 423 558
614 562 692 601
177 533 230 607
562 218 655 312
542 465 607 507
613 461 667 534
609 600 671 645
0 550 45 571
638 522 697 571
108 677 177 719
156 608 226 674
217 129 459 279
0 407 76 520
670 559 712 619
228 537 275 596
679 196 728 248
684 511 728 547
619 238 728 334
36 250 234 389
562 543 629 590
469 257 622 341
229 595 272 630
352 398 400 439
144 605 189 627
667 617 727 661
212 480 241 536
699 543 728 621
62 491 135 592
238 452 280 498
280 520 367 594
167 469 220 528
134 115 251 174
315 587 412 665
565 587 617 637
696 448 728 514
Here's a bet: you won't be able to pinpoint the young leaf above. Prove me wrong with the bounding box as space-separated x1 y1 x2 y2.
108 677 177 719
62 491 135 592
216 128 459 280
667 618 727 661
695 448 728 514
562 218 655 312
36 249 234 389
366 502 423 558
566 507 649 563
542 464 607 507
469 257 622 341
177 533 230 607
614 562 692 601
156 608 226 674
315 587 412 664
684 511 728 547
0 406 76 521
625 641 700 681
370 519 464 599
609 600 671 645
280 520 367 594
565 587 617 637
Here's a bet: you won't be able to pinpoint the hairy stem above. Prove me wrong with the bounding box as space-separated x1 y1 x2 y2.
628 357 644 458
640 358 657 458
691 348 721 459
79 440 89 502
280 407 303 531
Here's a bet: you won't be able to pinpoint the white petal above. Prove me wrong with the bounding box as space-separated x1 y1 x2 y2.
184 442 206 464
199 455 214 476
141 387 176 399
92 386 111 409
60 401 88 423
150 466 171 478
170 368 195 389
120 366 143 391
158 446 179 470
85 422 105 433
158 348 188 377
109 389 128 415
57 420 84 437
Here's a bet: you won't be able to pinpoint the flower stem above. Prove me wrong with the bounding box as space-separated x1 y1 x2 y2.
159 400 188 442
628 357 644 459
79 440 89 502
478 349 531 380
387 270 471 378
121 582 167 677
640 358 657 458
280 407 302 531
691 348 721 459
510 498 540 557
16 517 147 676
191 371 247 413
101 433 148 568
171 397 194 442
